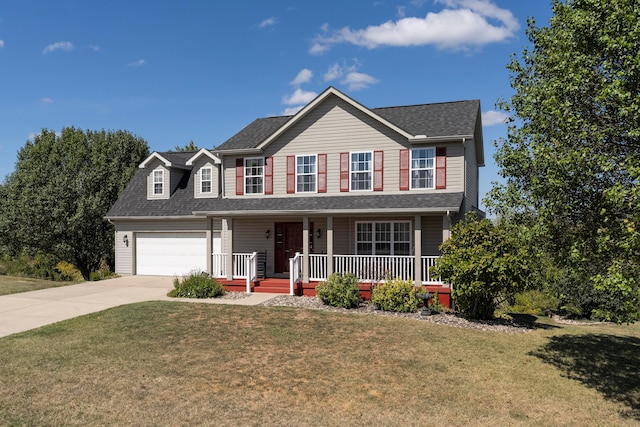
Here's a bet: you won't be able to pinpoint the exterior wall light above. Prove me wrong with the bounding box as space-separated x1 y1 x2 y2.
316 228 321 239
265 229 270 239
123 234 129 247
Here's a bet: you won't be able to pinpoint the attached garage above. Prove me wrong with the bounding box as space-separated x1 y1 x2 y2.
135 232 207 276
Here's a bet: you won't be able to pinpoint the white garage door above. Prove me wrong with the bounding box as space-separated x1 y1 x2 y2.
136 232 207 276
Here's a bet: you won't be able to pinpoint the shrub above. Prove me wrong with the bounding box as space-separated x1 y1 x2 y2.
316 272 362 309
428 292 446 314
168 272 225 298
499 289 559 316
371 278 420 313
55 261 83 281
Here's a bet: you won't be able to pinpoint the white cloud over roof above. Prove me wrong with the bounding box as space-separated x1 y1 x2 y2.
290 69 313 85
482 110 509 126
310 0 518 54
282 88 318 105
42 41 74 54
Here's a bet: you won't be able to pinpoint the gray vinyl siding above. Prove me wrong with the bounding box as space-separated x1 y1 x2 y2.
464 138 479 213
193 160 220 198
421 216 444 256
222 95 465 198
113 219 209 275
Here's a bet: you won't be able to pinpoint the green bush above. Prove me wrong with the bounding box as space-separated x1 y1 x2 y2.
428 292 446 314
168 272 225 298
499 289 559 316
316 272 362 309
371 278 420 313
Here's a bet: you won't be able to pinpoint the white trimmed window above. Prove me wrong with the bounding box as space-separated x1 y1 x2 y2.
351 151 372 191
411 148 435 189
296 155 316 193
153 169 164 195
245 157 264 194
200 167 212 193
356 221 411 256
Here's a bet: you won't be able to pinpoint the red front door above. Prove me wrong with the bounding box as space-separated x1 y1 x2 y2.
274 222 303 274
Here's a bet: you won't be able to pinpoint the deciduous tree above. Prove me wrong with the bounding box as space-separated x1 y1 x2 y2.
0 128 149 280
488 0 640 322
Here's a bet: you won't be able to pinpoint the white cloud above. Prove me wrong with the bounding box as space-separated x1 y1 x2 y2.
0 40 4 48
88 44 100 52
290 68 313 85
128 59 146 67
39 97 53 104
282 88 318 105
341 72 379 91
482 110 509 126
323 61 360 82
397 5 406 18
259 17 277 28
282 106 304 116
309 0 518 54
42 41 74 54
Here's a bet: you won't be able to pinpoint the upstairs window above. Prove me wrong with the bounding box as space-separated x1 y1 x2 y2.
411 148 435 189
244 157 264 194
200 167 212 193
351 151 372 191
296 155 317 193
153 169 164 195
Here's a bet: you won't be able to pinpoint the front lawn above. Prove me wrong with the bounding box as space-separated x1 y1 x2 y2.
0 275 76 296
0 302 638 426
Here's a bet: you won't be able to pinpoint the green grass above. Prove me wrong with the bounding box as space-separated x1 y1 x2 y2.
0 302 639 426
0 275 76 296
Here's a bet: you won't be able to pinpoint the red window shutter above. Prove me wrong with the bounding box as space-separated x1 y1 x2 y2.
436 147 446 189
399 149 410 191
264 157 273 195
340 152 350 192
235 158 244 195
373 150 384 191
318 154 327 193
286 155 295 194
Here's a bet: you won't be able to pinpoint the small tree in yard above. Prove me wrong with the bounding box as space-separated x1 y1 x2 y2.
434 213 533 320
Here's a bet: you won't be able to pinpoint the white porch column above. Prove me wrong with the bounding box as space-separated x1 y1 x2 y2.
303 216 310 283
224 217 233 280
414 215 422 286
326 216 334 277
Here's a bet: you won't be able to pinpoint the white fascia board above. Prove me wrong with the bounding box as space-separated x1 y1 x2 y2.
255 86 414 150
139 152 173 169
409 135 473 144
186 148 222 166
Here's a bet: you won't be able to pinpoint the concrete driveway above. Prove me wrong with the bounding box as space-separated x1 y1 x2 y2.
0 275 278 338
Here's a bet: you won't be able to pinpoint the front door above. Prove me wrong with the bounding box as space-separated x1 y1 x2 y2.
274 222 303 274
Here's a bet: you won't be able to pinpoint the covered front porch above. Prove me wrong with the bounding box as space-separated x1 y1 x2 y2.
205 213 454 305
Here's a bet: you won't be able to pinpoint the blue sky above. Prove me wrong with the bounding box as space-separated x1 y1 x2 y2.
0 0 553 208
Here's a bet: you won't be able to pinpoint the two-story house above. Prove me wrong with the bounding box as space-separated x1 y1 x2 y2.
106 87 484 303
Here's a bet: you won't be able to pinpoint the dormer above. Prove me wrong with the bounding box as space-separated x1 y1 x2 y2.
186 149 222 198
139 152 191 200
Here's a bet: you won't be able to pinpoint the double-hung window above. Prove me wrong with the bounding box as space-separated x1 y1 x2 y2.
200 167 212 193
356 221 411 256
153 169 164 195
244 157 264 194
296 155 316 193
411 148 435 189
351 151 372 191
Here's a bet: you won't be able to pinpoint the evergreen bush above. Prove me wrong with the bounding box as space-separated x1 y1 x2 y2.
371 278 420 313
168 272 225 298
316 272 362 309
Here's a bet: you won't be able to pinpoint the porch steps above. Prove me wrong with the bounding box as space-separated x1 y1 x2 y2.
217 278 292 294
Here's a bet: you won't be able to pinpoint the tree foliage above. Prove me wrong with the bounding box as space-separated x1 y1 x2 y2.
173 140 198 152
0 128 149 280
488 0 640 322
434 213 533 320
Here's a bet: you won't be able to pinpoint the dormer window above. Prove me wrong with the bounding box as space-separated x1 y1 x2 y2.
200 167 212 193
153 169 164 195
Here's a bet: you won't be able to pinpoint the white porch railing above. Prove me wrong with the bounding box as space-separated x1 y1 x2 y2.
309 254 328 281
422 256 442 285
212 253 227 278
213 252 444 288
245 252 258 293
333 255 415 282
232 253 253 279
289 252 303 295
